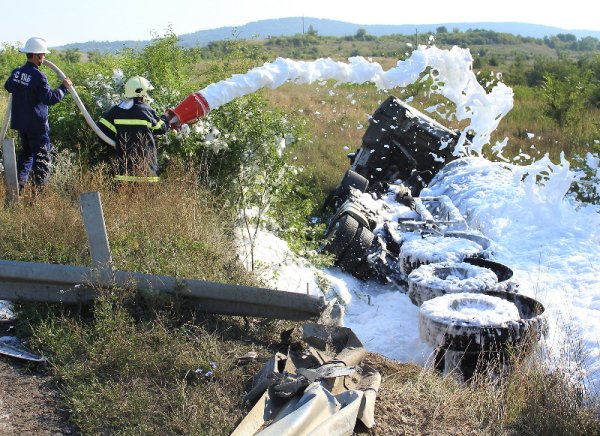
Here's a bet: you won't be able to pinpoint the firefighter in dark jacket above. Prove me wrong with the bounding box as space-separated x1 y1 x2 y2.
98 76 168 183
3 37 72 191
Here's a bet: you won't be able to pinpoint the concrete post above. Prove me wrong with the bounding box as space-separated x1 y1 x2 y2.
0 94 11 142
79 191 113 270
2 139 19 205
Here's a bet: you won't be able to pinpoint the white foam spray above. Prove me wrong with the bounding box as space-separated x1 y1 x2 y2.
199 46 513 155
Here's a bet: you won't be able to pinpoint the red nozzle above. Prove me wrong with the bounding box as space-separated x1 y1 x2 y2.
166 92 211 129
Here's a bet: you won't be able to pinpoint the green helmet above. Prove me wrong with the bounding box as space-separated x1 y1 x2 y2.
124 76 154 98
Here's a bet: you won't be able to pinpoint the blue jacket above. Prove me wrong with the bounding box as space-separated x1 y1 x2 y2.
4 61 68 134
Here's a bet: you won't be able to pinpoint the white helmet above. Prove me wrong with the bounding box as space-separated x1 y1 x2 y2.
124 76 154 98
21 37 51 54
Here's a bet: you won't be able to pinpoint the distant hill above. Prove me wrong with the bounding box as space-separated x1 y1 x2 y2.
55 17 600 53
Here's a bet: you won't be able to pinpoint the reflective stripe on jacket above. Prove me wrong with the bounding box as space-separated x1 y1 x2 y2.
98 100 168 177
114 174 160 183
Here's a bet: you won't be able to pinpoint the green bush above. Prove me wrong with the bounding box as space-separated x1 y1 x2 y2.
0 43 23 78
541 68 593 128
4 29 314 239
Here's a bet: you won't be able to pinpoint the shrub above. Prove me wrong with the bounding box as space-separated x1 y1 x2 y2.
541 68 593 128
0 43 23 78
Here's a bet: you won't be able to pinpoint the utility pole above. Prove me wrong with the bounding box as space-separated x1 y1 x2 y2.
302 15 305 34
415 28 419 47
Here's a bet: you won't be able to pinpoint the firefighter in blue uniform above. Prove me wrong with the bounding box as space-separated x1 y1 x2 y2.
3 37 72 192
98 76 168 183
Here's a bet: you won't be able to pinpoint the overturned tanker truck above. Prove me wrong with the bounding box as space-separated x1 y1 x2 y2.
319 96 547 378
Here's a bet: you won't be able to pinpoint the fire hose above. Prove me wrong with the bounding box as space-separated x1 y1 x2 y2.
1 59 212 146
43 59 213 133
41 59 116 147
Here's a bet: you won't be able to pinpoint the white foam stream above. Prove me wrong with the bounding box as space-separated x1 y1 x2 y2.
199 46 513 155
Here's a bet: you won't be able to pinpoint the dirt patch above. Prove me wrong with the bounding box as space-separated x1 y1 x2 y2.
0 358 77 434
0 322 76 435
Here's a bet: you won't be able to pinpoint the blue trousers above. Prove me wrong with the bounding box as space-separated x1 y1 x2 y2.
17 130 52 187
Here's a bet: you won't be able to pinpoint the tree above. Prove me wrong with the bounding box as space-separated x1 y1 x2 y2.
355 28 368 40
541 68 593 128
557 33 577 43
436 26 448 34
580 37 598 51
60 48 81 63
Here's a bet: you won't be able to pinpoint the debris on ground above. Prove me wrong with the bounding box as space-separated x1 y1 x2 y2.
232 323 381 435
0 336 46 363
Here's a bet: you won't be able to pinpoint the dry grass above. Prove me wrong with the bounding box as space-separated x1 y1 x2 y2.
360 354 493 435
0 183 89 264
1 160 256 285
1 159 293 433
265 83 392 194
358 345 600 436
24 290 296 434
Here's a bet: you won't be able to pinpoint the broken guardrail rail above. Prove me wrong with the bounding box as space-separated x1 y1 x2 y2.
0 191 330 322
0 259 328 321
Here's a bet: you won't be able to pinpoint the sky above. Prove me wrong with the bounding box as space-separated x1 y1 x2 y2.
1 0 599 47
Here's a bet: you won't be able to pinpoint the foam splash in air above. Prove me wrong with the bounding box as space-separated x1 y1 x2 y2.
199 46 514 155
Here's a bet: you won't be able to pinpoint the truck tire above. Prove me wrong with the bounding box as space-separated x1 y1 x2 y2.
339 169 369 192
320 214 359 259
407 261 498 306
399 234 489 276
463 257 519 293
418 291 547 354
443 230 493 259
321 170 369 212
337 226 375 279
333 169 369 204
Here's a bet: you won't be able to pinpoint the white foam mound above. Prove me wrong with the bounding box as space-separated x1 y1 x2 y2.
420 292 521 327
400 234 484 264
409 262 498 294
0 301 13 320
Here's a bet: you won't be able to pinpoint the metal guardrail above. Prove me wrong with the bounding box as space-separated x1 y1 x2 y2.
0 259 326 321
0 190 327 321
